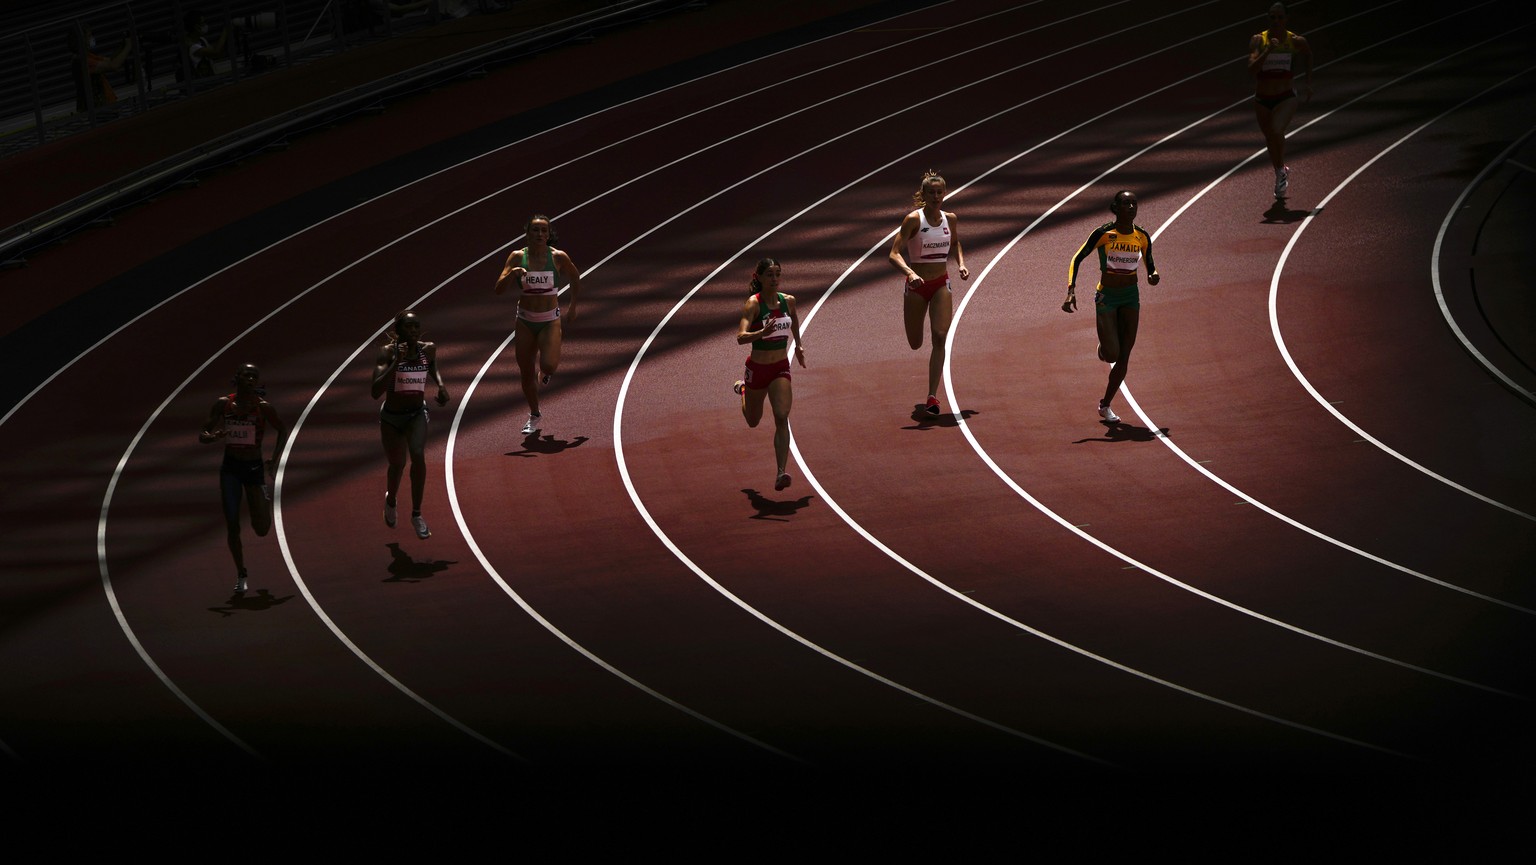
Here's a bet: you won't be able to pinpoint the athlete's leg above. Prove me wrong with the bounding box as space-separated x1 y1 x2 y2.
1102 306 1140 406
514 319 542 417
743 383 769 428
766 376 793 477
903 289 927 350
246 480 272 537
381 417 408 511
405 411 428 514
926 287 954 399
537 318 563 385
220 467 245 572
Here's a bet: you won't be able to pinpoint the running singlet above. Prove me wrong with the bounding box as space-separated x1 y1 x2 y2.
1258 29 1298 81
905 210 951 264
520 247 559 295
1068 222 1153 283
751 292 791 351
393 346 429 395
222 393 265 448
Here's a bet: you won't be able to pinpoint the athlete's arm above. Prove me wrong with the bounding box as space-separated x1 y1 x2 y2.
1246 33 1269 76
260 400 288 470
1142 230 1160 286
947 211 969 280
737 296 769 345
493 249 526 295
1296 35 1314 100
555 249 582 324
370 344 397 400
888 212 924 287
199 397 228 443
786 295 807 368
426 342 450 406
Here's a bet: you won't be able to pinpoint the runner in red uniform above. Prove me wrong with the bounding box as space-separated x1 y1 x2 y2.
494 214 583 436
888 169 968 416
732 258 806 492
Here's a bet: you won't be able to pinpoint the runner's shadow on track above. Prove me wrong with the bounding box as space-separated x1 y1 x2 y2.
741 488 814 521
208 589 294 617
505 433 590 457
902 407 979 429
1073 421 1168 444
1261 199 1310 223
383 542 457 583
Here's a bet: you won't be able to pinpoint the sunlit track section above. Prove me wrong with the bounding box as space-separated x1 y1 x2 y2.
1110 29 1536 611
789 251 1413 758
614 246 1112 767
0 0 1009 429
930 17 1533 695
1267 66 1536 523
444 288 800 763
604 3 1445 759
1432 129 1536 405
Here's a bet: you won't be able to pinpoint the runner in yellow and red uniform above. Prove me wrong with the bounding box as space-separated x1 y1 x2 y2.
1062 191 1161 424
1249 2 1313 200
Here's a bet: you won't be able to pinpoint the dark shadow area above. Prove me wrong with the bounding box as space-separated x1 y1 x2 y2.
1072 421 1168 444
741 487 814 521
383 541 456 583
1260 199 1311 223
505 432 589 457
207 587 293 616
902 407 979 430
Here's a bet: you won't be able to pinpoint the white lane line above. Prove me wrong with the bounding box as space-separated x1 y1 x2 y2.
601 6 1404 763
790 251 1411 758
1430 129 1536 403
437 1 1237 764
74 1 1018 760
1113 29 1536 612
444 288 801 762
1267 64 1536 523
936 11 1529 696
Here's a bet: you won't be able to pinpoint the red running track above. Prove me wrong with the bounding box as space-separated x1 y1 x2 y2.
1 0 1533 798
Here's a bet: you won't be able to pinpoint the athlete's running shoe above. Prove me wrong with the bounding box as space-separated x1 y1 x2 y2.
925 395 941 415
775 472 792 491
235 573 248 593
540 372 553 387
384 493 397 528
1099 403 1121 423
1274 166 1290 198
412 514 431 540
522 413 541 435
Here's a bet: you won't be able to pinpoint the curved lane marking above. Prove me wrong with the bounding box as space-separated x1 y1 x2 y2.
1430 127 1536 405
74 1 1030 760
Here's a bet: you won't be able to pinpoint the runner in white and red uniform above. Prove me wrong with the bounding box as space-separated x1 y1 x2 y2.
732 258 806 492
199 363 287 593
888 169 968 416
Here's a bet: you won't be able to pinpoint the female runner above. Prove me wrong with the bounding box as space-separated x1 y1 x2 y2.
1249 2 1313 199
888 169 968 415
494 214 583 436
199 363 287 593
732 258 806 492
371 309 450 540
1062 190 1161 423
